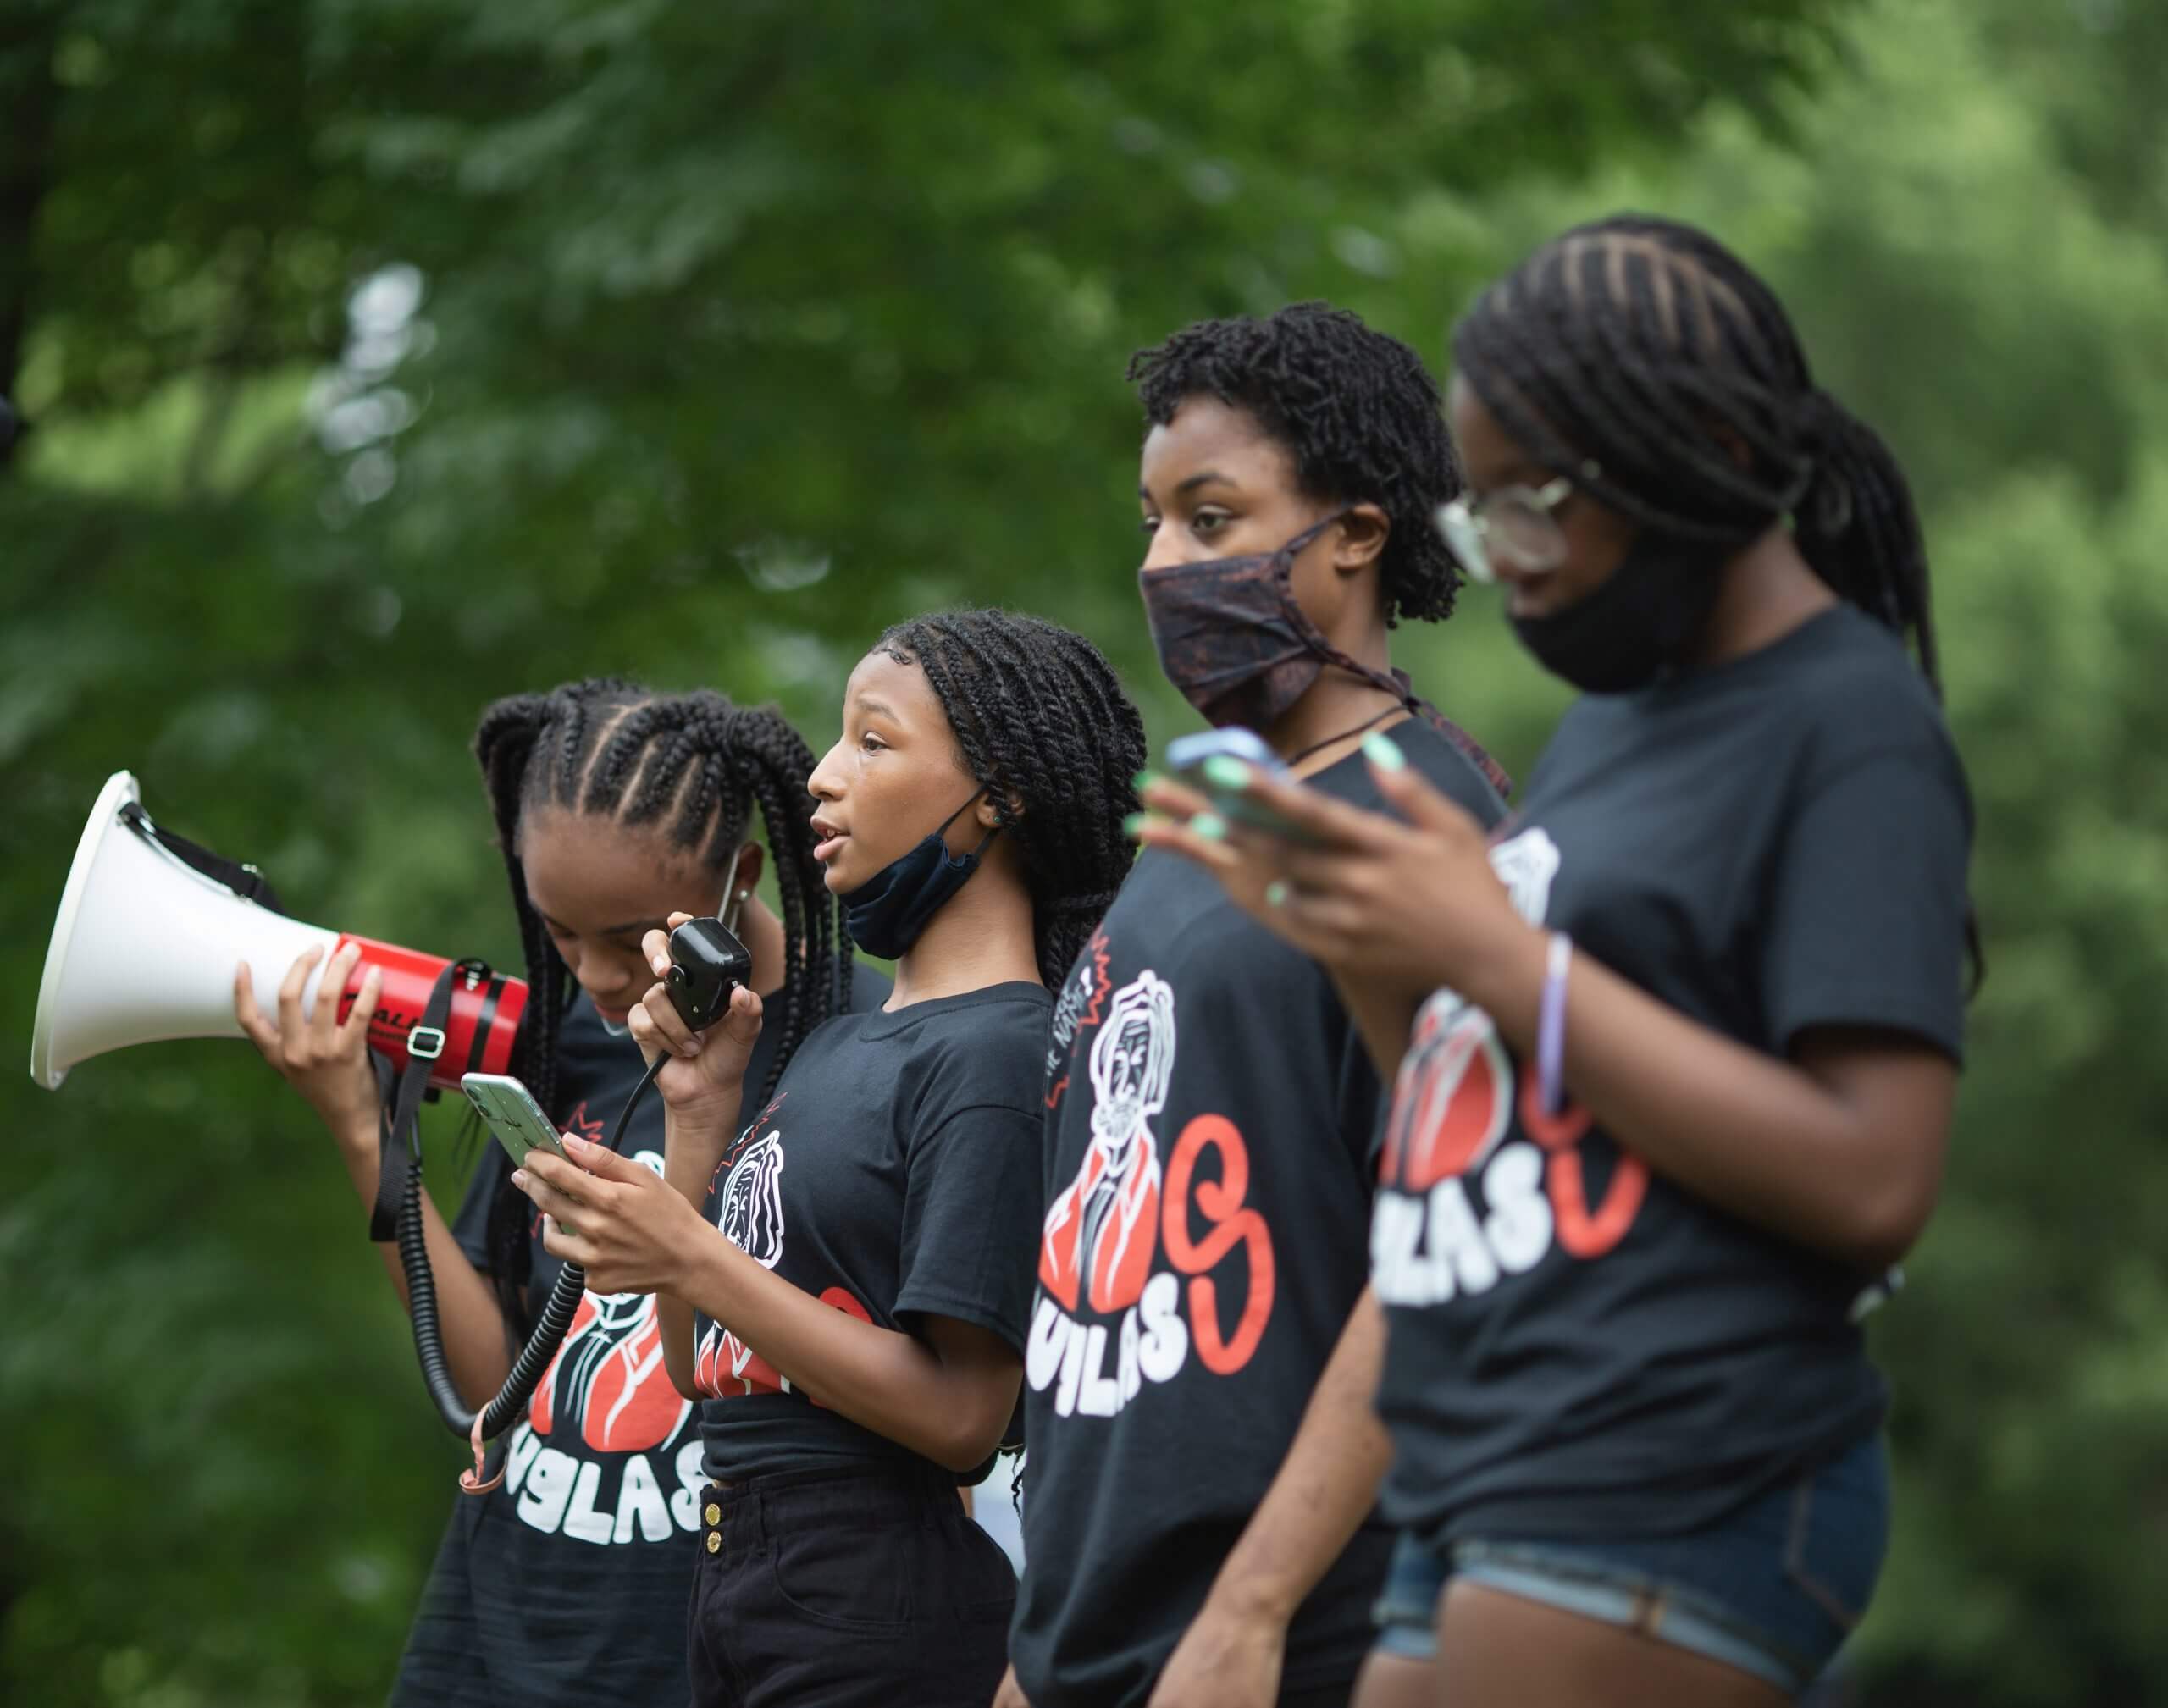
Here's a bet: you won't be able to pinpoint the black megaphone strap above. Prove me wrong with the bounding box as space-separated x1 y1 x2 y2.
119 800 289 915
368 959 462 1243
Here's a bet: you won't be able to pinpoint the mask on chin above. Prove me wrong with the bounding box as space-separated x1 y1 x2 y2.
840 791 998 960
1508 528 1732 694
1139 511 1416 730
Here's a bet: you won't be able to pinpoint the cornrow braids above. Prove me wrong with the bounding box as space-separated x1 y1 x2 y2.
1127 301 1466 627
470 677 851 1332
875 609 1148 988
1454 213 1977 988
1450 213 1943 696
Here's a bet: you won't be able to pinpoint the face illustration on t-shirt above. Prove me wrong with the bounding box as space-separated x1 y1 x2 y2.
1371 826 1651 1307
690 1093 876 1404
1042 970 1173 1317
497 1100 708 1547
693 1119 790 1396
1030 944 1277 1418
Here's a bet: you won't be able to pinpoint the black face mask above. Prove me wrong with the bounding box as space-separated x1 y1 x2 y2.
1509 528 1732 694
841 790 998 960
1139 512 1414 730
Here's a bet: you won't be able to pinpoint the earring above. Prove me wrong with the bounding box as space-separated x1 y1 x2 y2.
735 888 751 902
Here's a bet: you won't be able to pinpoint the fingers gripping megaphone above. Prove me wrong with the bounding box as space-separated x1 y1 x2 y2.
30 771 527 1092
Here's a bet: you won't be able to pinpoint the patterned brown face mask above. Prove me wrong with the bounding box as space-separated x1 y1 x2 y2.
1140 512 1517 799
1138 511 1408 731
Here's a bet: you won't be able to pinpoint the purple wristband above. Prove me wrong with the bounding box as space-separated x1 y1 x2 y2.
1537 932 1573 1118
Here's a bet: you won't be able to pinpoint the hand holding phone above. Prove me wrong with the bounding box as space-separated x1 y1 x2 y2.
1164 727 1326 845
462 1073 579 1235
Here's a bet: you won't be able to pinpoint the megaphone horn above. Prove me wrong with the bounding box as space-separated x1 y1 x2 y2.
30 771 528 1093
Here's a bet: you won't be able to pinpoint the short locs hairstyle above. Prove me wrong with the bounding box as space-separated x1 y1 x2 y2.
1126 301 1466 627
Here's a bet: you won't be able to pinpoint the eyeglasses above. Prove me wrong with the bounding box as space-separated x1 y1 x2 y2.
1435 476 1579 584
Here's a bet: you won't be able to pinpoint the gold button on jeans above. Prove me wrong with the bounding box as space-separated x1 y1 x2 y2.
705 1531 722 1555
705 1503 722 1526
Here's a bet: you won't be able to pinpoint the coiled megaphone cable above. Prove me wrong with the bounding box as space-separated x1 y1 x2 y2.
400 1050 669 1493
401 909 748 1492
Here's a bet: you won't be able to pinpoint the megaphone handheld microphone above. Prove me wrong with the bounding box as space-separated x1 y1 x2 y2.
664 916 755 1030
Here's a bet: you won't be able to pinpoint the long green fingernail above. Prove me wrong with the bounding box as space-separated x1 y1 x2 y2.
1264 880 1290 908
1192 812 1228 842
1123 811 1150 838
1202 755 1251 791
1132 769 1164 792
1362 732 1407 772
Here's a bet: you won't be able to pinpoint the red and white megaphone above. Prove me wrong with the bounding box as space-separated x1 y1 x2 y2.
30 771 528 1093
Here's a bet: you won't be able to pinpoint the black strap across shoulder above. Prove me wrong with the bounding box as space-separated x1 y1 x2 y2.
368 960 462 1243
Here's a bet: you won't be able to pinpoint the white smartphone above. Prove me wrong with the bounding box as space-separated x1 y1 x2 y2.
462 1072 578 1234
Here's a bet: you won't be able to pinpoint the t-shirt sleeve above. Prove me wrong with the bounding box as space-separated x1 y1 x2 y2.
450 1142 509 1270
1759 747 1972 1061
893 1102 1045 1357
1409 723 1508 830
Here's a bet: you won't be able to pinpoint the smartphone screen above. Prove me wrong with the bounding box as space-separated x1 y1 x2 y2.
461 1075 578 1234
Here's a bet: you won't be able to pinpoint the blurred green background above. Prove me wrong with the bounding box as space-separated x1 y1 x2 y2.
5 0 2165 1701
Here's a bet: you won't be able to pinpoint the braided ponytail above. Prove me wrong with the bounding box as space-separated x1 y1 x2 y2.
701 695 852 1103
1792 392 1939 693
471 688 584 1334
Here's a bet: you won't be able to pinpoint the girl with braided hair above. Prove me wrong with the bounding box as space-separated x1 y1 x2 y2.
1137 216 1976 1705
235 678 877 1708
512 609 1147 1708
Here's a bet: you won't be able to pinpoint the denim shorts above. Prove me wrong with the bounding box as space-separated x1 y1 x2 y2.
1372 1434 1889 1695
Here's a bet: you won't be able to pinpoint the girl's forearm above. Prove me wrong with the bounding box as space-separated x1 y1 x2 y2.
676 1234 1016 1472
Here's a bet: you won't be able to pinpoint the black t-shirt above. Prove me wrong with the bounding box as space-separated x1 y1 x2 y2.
1009 719 1507 1708
694 981 1052 1484
1374 606 1972 1549
440 966 888 1707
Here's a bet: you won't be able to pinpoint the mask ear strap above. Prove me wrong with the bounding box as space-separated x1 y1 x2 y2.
1274 506 1413 709
939 788 1002 858
1280 507 1352 561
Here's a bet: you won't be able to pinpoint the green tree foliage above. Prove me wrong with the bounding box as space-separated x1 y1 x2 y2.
3 0 2160 1701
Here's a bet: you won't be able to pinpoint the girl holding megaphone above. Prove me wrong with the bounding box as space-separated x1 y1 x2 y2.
235 680 880 1708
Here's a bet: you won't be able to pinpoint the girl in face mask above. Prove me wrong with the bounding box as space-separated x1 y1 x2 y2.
1137 217 1976 1707
512 610 1147 1708
1003 305 1507 1708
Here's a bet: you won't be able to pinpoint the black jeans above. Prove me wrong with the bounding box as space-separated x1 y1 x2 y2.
689 1462 1015 1708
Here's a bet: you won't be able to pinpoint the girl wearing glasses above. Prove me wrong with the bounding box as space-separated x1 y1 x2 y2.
1136 215 1975 1706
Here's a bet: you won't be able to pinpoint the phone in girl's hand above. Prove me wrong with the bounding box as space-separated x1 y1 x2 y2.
1164 727 1325 845
462 1072 579 1234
